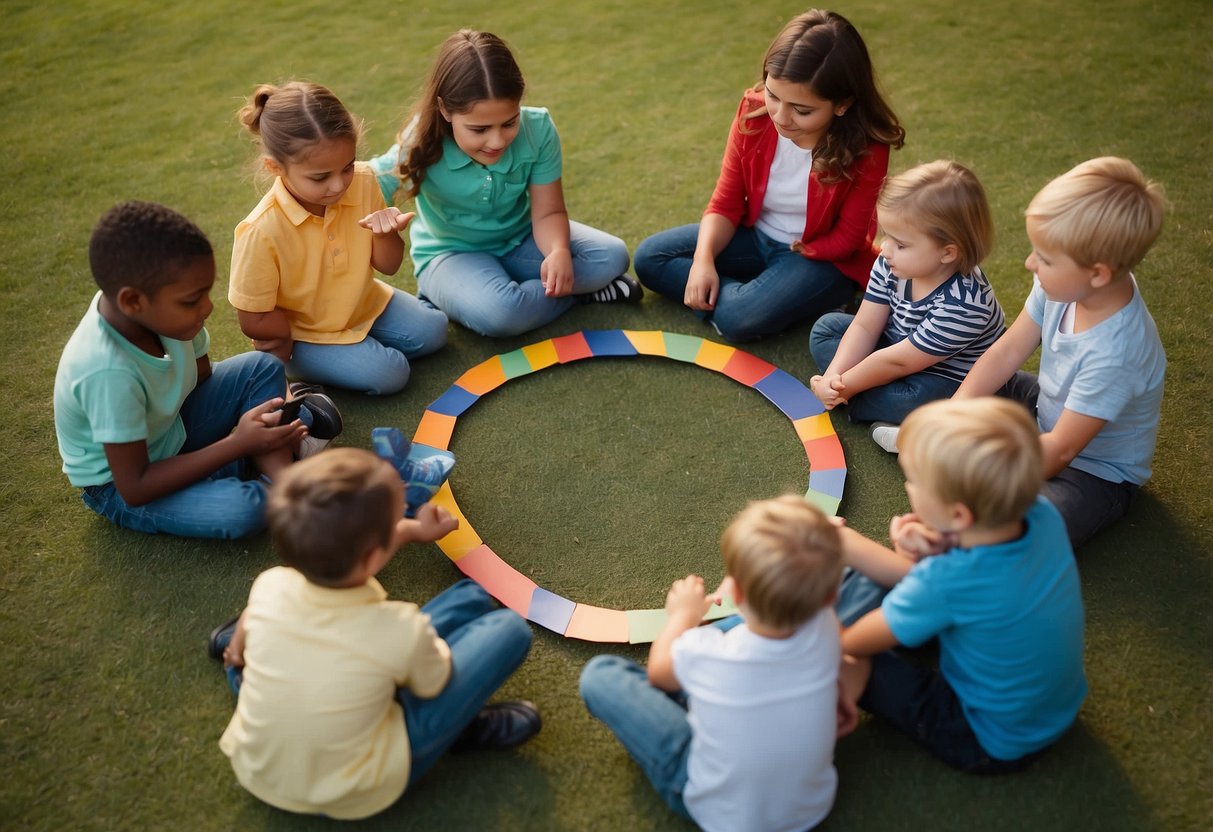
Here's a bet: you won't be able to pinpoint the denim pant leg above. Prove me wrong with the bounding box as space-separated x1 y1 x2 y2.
845 372 961 425
400 580 533 785
809 311 853 372
1042 468 1136 549
179 351 288 450
367 288 449 360
835 567 892 627
633 223 708 302
579 655 694 821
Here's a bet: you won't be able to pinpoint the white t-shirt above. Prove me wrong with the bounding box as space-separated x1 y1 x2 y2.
755 136 812 244
672 608 841 832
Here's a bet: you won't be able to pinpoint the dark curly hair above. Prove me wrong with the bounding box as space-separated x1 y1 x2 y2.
88 201 213 296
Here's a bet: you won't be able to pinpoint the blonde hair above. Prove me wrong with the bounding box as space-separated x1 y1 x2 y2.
267 448 400 585
721 495 843 630
898 398 1042 528
238 81 361 166
1026 156 1165 278
878 160 994 275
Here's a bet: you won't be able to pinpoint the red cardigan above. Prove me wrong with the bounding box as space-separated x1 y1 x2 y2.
704 89 889 287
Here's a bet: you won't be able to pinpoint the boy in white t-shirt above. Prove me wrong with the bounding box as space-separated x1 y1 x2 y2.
580 496 846 832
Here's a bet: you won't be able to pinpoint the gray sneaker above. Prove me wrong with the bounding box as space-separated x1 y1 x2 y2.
870 422 901 454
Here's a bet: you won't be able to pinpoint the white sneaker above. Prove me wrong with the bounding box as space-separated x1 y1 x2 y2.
870 422 901 454
298 435 332 459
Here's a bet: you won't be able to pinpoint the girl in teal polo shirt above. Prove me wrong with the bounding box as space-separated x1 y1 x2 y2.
369 29 639 338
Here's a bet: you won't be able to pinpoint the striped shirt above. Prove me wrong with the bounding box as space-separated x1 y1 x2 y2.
863 256 1005 383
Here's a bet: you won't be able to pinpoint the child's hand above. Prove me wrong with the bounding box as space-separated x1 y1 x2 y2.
399 502 459 545
684 262 719 311
358 208 415 235
235 399 308 455
540 247 574 297
790 239 815 258
889 513 952 561
706 574 736 606
665 574 712 626
810 373 847 409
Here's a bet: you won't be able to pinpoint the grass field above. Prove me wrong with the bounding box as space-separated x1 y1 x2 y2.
2 0 1210 829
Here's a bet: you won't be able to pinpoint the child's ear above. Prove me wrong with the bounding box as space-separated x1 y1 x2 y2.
263 156 284 177
949 501 975 532
436 97 452 122
114 286 147 316
1090 262 1115 288
940 244 960 265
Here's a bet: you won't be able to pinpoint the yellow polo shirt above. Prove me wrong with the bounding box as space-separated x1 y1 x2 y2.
219 567 451 819
229 165 394 345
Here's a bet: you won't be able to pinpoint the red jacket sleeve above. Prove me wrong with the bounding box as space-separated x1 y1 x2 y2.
703 95 762 226
800 142 889 263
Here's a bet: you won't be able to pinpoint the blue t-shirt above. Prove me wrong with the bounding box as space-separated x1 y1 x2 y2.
54 292 208 487
882 497 1087 760
368 107 562 277
1025 276 1165 485
863 256 1005 383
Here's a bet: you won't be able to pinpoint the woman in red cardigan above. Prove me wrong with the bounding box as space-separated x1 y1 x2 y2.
635 9 904 342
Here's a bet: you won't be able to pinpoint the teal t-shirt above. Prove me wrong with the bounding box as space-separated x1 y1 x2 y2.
374 107 562 277
54 292 209 487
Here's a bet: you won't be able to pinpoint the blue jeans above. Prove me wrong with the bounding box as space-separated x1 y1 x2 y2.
998 371 1137 549
400 580 534 784
289 289 448 395
579 655 694 822
634 223 855 342
80 351 285 539
417 223 630 337
834 567 893 627
809 311 961 424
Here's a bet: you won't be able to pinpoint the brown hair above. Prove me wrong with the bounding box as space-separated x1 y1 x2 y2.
266 448 401 585
878 160 994 275
751 9 904 183
721 495 843 630
398 29 525 198
898 397 1043 528
238 81 360 166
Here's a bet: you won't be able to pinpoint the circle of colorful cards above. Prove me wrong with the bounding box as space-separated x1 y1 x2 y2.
411 330 847 644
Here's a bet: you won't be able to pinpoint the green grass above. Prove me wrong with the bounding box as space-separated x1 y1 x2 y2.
2 0 1211 829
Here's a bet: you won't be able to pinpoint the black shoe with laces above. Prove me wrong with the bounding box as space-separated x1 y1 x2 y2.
451 701 542 752
578 275 643 304
288 383 343 441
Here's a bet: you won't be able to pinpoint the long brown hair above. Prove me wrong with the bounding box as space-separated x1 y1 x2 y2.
398 30 526 199
751 10 904 183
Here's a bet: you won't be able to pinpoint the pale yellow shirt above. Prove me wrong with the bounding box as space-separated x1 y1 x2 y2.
229 164 394 345
219 566 451 819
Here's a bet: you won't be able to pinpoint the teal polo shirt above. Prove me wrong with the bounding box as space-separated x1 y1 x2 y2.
409 106 562 277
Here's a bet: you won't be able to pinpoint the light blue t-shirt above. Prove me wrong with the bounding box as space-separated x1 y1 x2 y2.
1025 276 1165 485
369 107 562 277
882 497 1088 761
54 292 209 487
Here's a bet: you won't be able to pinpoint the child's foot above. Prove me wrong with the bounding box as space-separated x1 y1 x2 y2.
578 275 643 304
451 701 542 752
870 422 901 454
207 615 240 661
289 384 344 441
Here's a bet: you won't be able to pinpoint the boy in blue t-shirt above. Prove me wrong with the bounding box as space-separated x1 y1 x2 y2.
837 397 1087 773
53 201 339 539
955 157 1167 548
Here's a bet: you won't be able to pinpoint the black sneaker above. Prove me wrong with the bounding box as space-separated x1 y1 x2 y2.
293 389 343 441
578 275 643 304
451 701 542 752
207 615 240 661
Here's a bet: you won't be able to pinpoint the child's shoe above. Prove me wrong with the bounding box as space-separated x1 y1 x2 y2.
370 427 456 517
290 383 344 441
451 701 542 752
578 275 643 304
870 422 901 454
207 615 240 661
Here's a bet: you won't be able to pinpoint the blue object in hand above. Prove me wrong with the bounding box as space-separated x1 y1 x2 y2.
370 427 456 518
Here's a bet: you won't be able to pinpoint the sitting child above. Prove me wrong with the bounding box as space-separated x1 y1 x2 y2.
580 495 845 832
212 448 539 820
809 160 1004 451
955 157 1167 548
836 397 1087 774
53 201 337 540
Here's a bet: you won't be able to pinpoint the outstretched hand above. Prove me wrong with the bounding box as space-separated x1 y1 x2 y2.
358 208 415 235
395 502 459 548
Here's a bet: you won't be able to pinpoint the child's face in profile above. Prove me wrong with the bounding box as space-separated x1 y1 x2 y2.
442 97 521 166
1025 217 1098 303
899 451 955 533
132 254 215 342
878 209 958 283
274 137 357 217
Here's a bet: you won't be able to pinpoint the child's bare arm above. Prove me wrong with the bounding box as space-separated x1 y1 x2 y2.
390 503 459 549
833 338 946 400
359 208 413 275
811 300 886 408
955 309 1041 399
529 180 574 298
236 308 293 363
838 525 915 587
841 609 898 657
647 575 713 692
103 400 305 506
1039 409 1107 479
223 612 248 669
